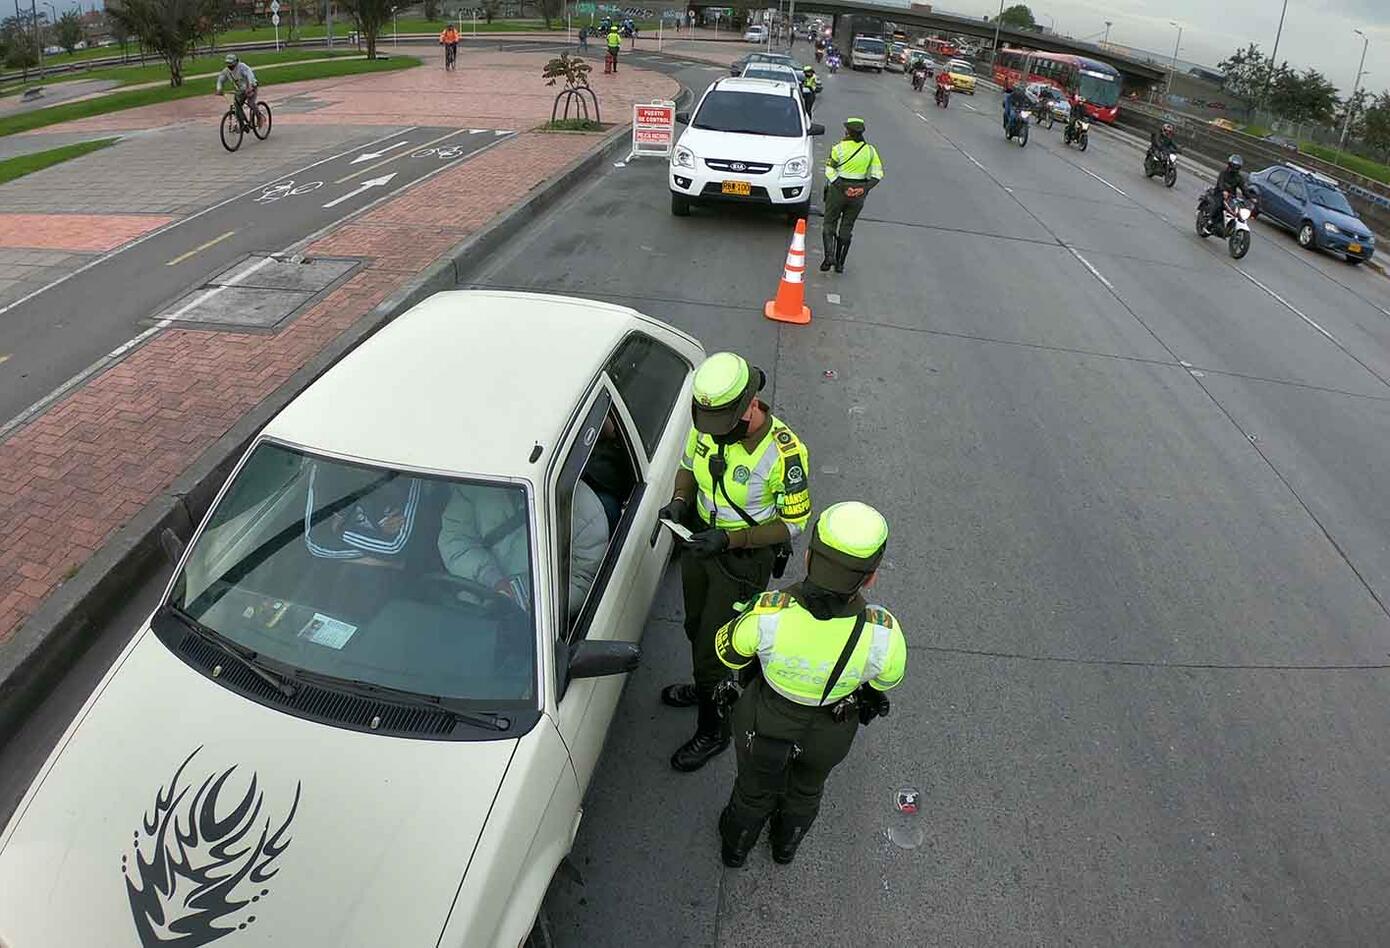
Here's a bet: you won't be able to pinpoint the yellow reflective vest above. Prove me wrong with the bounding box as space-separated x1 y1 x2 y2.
716 590 907 705
680 416 811 537
825 139 884 183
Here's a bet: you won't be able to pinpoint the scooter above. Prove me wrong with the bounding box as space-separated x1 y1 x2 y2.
1144 149 1178 187
1006 108 1031 147
827 52 840 74
934 83 950 108
1196 192 1255 259
1063 117 1089 151
911 67 928 92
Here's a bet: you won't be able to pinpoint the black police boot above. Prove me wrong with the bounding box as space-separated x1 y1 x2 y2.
719 805 767 869
769 812 816 865
660 683 698 708
670 691 730 772
834 237 851 273
820 232 836 271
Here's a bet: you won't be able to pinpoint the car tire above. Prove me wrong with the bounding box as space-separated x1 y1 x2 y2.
1344 256 1363 266
671 192 691 217
1298 221 1315 249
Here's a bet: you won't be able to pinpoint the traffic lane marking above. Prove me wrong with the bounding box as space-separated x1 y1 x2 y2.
336 128 469 183
1066 246 1115 291
0 126 418 320
1236 268 1340 345
165 230 237 267
1079 166 1128 197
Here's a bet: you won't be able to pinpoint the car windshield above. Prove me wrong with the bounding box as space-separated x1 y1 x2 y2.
745 67 793 82
1310 184 1355 215
751 53 794 67
168 443 538 706
693 90 803 137
853 38 885 55
950 62 974 75
1077 69 1119 107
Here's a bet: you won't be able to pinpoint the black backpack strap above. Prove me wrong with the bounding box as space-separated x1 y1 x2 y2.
819 610 869 706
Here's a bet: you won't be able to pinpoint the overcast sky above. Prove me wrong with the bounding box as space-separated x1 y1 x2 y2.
945 0 1390 97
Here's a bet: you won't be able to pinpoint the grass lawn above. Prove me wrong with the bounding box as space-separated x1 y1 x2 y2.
0 55 418 137
1 49 353 96
1298 143 1390 187
0 137 117 184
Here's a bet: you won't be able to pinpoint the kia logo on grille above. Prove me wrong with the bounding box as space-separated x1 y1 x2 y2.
730 161 747 172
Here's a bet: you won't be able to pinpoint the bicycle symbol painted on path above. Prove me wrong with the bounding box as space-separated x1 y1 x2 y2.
255 180 324 204
411 145 466 160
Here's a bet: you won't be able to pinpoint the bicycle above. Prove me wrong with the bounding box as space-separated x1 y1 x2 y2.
443 43 458 70
220 96 272 152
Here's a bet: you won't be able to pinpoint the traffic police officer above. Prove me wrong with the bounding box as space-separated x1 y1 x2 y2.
820 117 883 274
605 25 622 72
658 352 812 772
800 65 820 117
713 501 906 867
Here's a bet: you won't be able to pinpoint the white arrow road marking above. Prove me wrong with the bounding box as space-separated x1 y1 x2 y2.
469 128 488 134
494 129 512 136
323 173 398 209
350 140 410 164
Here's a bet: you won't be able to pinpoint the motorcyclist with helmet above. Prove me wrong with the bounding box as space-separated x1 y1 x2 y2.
1064 94 1088 141
1207 154 1252 232
1003 82 1029 134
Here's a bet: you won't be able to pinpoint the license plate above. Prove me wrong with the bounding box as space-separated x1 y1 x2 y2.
721 180 751 196
1348 242 1362 254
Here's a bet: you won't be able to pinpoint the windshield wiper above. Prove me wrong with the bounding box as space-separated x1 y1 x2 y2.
285 669 512 731
161 604 298 697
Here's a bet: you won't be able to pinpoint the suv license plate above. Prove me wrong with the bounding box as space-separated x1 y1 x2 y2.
721 181 751 196
1348 242 1362 254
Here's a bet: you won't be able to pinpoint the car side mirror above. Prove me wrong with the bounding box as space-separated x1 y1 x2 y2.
676 110 691 125
808 123 825 136
159 527 185 567
567 640 641 680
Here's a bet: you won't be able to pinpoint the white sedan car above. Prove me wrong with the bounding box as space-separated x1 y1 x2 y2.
0 291 703 947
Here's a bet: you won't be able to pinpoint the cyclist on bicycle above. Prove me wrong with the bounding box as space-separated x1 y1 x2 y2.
216 54 259 131
439 25 460 68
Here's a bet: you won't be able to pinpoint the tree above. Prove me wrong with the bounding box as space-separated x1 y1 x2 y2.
995 4 1035 30
483 0 497 24
535 0 561 29
107 0 219 86
1336 87 1370 142
1218 43 1274 103
1361 92 1390 160
56 10 84 54
423 0 439 20
108 16 131 62
2 16 39 76
337 0 391 59
1271 67 1339 127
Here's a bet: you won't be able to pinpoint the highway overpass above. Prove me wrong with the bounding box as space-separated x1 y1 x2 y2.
698 0 1169 89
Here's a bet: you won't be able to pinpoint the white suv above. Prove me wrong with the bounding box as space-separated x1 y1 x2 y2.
670 77 825 221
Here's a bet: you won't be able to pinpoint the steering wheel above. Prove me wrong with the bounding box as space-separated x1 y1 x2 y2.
420 572 527 619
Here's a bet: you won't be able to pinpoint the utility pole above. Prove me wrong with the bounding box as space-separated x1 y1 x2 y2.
326 0 333 49
1261 0 1288 110
1339 29 1370 151
1102 20 1111 49
1167 21 1182 99
990 0 1004 57
31 0 43 76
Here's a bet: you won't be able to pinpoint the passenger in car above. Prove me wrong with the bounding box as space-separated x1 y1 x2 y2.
304 462 421 566
437 481 608 615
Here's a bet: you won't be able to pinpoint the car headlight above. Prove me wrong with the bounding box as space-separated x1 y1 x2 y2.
1323 221 1340 234
673 146 695 170
784 157 809 178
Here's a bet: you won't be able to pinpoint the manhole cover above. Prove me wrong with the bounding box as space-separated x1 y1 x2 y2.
158 255 359 330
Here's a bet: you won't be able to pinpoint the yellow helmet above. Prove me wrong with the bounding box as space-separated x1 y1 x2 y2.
808 501 888 593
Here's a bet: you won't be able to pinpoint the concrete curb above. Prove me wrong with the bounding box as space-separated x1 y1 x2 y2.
0 119 638 747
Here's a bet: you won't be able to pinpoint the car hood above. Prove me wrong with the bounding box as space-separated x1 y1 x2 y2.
0 630 518 947
676 126 809 164
1314 204 1371 237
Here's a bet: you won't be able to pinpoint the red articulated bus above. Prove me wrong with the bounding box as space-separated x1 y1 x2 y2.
924 36 958 59
993 47 1122 123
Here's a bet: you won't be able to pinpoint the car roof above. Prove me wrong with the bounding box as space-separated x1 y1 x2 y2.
713 76 798 96
262 291 684 477
1281 163 1341 188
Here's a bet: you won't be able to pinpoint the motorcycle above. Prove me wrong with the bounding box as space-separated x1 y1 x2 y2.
1032 101 1054 129
1006 108 1031 146
1196 192 1255 259
934 83 950 108
827 52 840 74
911 67 928 92
1063 117 1089 151
1144 149 1178 187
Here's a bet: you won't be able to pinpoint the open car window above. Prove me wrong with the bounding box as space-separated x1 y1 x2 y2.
169 443 537 708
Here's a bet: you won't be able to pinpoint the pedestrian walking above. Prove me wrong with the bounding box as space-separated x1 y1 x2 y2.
578 25 589 50
821 117 884 274
605 25 621 72
657 352 812 772
713 501 906 867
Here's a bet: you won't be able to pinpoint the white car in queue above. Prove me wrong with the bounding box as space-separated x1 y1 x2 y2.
0 291 703 948
670 76 825 222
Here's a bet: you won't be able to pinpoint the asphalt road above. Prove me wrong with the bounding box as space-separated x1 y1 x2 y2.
0 123 515 429
5 58 1390 945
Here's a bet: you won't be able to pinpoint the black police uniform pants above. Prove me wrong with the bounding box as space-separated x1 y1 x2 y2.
728 677 859 829
822 184 866 244
681 546 775 691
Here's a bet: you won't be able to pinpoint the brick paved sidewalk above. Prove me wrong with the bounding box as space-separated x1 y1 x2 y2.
0 60 677 645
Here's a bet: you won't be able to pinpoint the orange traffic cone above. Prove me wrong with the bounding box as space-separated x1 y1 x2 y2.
764 218 812 325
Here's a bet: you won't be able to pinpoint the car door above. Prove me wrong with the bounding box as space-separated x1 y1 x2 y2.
1261 168 1290 225
1283 174 1308 226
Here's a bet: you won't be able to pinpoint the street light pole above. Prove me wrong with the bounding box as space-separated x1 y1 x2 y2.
1339 29 1370 151
990 0 1004 57
1102 20 1111 48
1261 0 1289 110
1167 21 1182 99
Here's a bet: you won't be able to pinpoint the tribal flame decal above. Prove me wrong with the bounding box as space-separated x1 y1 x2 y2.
121 747 300 947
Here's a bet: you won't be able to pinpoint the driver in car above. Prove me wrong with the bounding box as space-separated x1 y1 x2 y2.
438 481 608 615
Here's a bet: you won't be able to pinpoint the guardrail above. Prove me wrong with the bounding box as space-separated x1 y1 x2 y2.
0 37 337 85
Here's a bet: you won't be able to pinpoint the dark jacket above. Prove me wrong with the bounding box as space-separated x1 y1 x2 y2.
1150 130 1178 153
1215 166 1249 196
